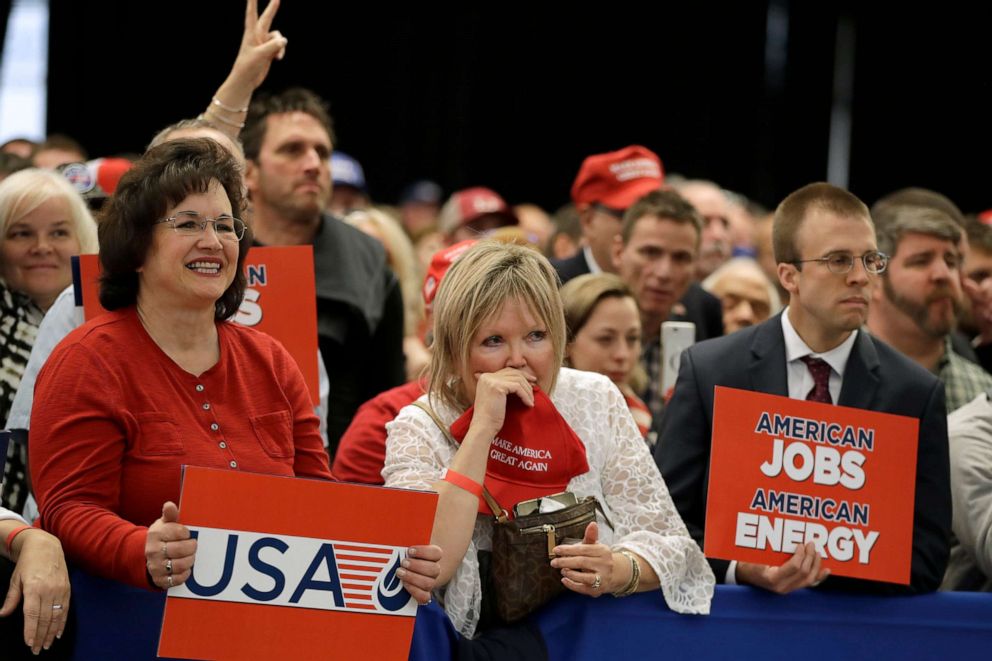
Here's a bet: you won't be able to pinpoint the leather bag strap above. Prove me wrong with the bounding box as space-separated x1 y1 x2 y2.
411 400 510 522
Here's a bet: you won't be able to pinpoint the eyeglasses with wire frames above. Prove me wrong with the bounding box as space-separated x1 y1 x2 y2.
792 251 889 275
155 211 247 241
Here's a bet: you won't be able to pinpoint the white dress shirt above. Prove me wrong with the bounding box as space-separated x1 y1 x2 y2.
583 245 603 274
781 307 858 404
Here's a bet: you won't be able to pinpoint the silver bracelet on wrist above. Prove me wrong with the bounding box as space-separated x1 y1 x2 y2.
212 96 249 113
203 108 245 129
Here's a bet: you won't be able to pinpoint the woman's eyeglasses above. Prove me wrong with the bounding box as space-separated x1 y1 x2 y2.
155 211 246 241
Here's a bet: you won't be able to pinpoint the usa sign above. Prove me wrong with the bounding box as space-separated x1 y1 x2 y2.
158 466 438 660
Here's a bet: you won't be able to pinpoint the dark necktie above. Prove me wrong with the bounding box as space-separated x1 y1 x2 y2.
800 356 833 404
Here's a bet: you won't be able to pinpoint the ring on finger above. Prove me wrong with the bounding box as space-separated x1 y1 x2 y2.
591 574 602 590
166 559 173 575
163 542 170 560
167 575 174 588
52 604 63 611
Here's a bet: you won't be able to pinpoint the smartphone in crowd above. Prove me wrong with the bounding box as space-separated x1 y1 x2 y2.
661 321 696 397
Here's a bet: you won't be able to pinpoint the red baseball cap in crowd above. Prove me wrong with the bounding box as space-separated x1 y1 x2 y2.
438 187 518 237
570 145 664 211
422 239 477 308
449 386 590 516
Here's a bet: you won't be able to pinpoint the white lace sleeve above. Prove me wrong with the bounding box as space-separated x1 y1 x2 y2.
383 402 447 489
567 372 715 614
383 401 485 637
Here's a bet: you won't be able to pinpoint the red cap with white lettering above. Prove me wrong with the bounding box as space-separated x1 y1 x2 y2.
570 145 664 210
449 386 590 516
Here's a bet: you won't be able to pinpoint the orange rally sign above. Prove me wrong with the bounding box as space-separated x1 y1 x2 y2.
704 386 918 584
158 466 438 660
74 246 319 403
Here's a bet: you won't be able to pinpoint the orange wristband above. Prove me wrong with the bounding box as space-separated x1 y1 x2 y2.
5 524 33 556
442 468 484 498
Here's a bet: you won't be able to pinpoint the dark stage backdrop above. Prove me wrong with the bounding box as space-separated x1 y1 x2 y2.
44 1 989 213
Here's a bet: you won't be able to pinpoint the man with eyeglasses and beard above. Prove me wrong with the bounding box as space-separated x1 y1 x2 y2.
866 202 992 413
655 182 951 595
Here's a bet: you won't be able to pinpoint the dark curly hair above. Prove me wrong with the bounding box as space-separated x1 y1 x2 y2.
97 138 251 319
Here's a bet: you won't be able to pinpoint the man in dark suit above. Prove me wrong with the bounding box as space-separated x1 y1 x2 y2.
655 182 951 594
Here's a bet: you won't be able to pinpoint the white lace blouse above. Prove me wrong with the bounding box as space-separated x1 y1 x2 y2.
383 367 714 637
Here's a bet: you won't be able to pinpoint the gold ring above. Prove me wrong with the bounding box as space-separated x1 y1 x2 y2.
166 559 173 575
167 575 174 589
592 574 602 590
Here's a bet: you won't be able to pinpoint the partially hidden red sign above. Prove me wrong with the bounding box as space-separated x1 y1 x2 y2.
158 466 438 660
704 386 918 584
75 246 319 403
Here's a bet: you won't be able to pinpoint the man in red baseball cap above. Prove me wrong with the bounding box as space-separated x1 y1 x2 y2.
551 145 663 284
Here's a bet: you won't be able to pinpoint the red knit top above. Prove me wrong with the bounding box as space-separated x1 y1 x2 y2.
332 380 425 484
30 307 332 589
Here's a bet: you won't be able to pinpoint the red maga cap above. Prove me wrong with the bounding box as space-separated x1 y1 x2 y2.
450 386 590 516
438 187 518 236
422 239 477 308
570 145 664 210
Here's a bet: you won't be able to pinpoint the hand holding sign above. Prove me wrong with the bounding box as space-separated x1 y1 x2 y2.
736 542 830 594
396 544 443 605
145 502 197 590
706 387 918 584
158 468 438 660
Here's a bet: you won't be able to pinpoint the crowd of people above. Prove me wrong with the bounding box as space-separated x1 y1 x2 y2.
1 0 992 658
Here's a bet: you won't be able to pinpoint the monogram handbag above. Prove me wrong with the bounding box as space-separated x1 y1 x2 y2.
412 401 603 623
481 487 599 622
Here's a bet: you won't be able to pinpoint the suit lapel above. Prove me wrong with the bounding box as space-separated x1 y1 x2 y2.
749 316 789 397
838 330 880 409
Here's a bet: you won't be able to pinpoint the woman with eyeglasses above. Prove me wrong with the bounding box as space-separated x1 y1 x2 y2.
28 140 440 607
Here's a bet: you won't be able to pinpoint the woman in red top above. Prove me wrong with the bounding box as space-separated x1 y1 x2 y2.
29 139 439 600
561 273 653 438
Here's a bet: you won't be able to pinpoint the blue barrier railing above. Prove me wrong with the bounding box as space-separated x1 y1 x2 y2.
68 567 992 659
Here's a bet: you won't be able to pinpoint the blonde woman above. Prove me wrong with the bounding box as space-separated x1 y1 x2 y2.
561 273 652 437
384 241 713 639
1 168 98 512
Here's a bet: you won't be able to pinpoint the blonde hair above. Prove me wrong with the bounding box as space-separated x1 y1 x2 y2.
428 240 566 411
0 167 98 255
346 207 424 335
560 272 646 392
